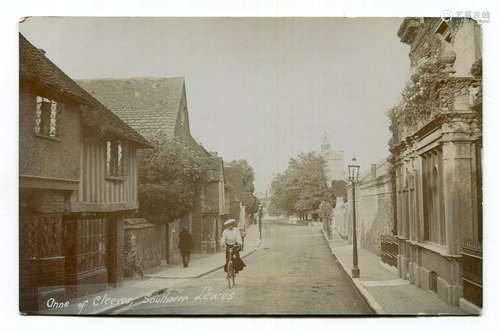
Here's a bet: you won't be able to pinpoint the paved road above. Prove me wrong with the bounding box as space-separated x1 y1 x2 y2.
120 218 373 315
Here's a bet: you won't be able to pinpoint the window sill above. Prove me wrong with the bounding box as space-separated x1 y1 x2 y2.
35 132 61 142
416 241 462 258
105 175 126 182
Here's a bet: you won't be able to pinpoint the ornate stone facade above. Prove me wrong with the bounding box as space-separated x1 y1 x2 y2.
389 18 482 311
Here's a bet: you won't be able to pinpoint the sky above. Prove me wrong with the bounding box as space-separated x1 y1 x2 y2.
20 17 410 193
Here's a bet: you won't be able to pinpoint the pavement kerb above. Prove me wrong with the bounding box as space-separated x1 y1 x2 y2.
101 227 265 314
320 228 385 315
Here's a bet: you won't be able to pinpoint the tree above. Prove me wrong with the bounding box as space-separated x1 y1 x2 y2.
226 159 255 194
269 167 301 216
137 133 202 223
226 159 259 217
269 151 335 218
331 180 347 204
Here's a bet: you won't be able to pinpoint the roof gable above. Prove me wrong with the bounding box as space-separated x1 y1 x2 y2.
189 135 210 157
77 77 187 140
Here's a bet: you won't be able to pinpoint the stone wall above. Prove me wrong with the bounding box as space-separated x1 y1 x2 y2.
333 160 393 257
124 218 162 276
357 161 393 256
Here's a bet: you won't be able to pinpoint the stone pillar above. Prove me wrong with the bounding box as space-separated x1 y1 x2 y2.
440 104 480 305
395 165 403 239
441 122 476 256
416 157 425 243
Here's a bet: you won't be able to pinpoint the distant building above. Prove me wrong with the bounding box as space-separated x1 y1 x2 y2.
320 132 345 182
191 141 228 253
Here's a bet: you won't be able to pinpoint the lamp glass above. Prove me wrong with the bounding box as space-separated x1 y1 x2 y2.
348 157 360 182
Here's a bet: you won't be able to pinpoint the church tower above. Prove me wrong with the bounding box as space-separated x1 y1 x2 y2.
320 132 345 182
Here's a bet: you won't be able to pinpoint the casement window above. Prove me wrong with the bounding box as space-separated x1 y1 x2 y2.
35 96 61 138
105 139 125 177
76 218 106 273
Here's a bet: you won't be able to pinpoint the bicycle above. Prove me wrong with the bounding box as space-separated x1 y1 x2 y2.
225 244 240 289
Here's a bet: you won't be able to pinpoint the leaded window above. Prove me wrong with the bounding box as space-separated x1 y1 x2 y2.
106 139 125 177
76 218 106 273
35 96 61 137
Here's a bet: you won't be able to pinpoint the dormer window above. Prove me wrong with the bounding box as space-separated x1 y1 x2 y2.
106 139 125 178
35 96 61 138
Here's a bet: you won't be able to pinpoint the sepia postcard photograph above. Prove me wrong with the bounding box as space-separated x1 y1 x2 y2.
17 14 484 318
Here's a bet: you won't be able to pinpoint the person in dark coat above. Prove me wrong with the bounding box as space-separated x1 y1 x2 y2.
178 227 193 268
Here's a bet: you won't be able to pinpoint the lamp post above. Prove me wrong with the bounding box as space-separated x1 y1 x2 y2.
258 203 263 240
348 157 361 278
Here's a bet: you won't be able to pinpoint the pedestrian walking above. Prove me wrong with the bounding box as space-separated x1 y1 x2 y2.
178 226 193 268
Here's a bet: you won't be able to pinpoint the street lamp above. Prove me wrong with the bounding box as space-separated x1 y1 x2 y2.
348 157 360 278
258 203 263 240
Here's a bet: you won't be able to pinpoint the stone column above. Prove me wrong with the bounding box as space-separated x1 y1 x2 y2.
440 109 479 305
416 156 425 243
441 118 477 256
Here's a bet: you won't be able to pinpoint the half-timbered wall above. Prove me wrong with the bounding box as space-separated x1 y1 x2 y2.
71 134 138 212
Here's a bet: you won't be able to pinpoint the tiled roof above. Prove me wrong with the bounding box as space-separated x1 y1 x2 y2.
77 77 186 140
19 33 151 148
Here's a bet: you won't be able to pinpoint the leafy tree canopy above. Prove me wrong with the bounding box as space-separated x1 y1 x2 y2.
226 159 259 215
226 159 255 193
138 133 202 223
269 152 335 216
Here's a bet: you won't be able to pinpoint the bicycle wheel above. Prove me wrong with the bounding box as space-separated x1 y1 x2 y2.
227 261 233 289
231 267 236 287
